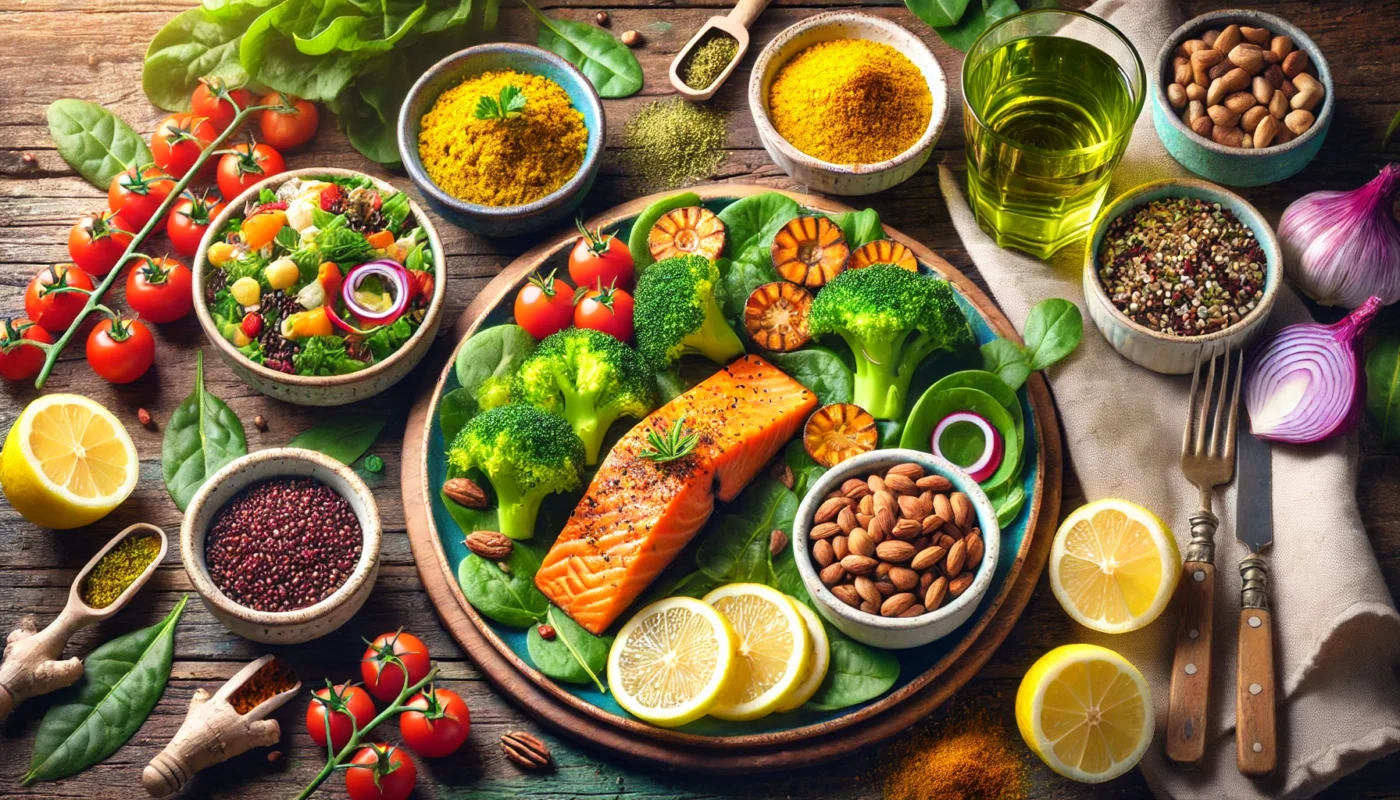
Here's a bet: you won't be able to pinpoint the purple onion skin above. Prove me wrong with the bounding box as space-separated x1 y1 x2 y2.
1245 296 1382 444
1280 165 1400 309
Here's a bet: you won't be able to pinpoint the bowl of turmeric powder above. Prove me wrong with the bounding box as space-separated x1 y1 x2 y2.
750 12 949 196
398 44 604 238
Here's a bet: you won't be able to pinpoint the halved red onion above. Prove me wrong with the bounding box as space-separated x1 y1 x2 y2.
342 259 410 326
931 411 1004 482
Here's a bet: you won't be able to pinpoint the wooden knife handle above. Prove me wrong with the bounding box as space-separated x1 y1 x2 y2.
1237 555 1276 778
1166 560 1215 769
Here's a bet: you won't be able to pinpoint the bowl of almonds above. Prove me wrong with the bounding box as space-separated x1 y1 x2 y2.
792 448 1000 649
1152 9 1333 187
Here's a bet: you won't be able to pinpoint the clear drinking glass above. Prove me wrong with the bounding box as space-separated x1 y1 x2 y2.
962 9 1145 259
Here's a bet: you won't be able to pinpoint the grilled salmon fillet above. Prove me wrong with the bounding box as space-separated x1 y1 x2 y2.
536 355 817 634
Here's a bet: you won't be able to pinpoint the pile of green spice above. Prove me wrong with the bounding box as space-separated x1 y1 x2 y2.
679 31 739 90
82 534 160 609
1097 196 1266 336
622 98 728 191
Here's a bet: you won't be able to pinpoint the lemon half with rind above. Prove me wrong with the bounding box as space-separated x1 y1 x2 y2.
607 596 736 728
1049 498 1180 634
776 599 830 712
703 583 810 721
1 394 138 529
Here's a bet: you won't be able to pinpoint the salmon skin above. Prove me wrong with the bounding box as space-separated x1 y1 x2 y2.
536 355 818 635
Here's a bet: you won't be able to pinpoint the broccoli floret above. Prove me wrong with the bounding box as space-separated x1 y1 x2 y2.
633 254 745 370
512 328 657 465
447 404 585 540
808 264 974 420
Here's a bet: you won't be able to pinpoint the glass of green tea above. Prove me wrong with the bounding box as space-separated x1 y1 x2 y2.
962 9 1145 259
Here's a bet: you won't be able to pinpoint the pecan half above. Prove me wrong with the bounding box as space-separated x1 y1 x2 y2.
466 531 513 559
444 477 489 509
501 731 553 770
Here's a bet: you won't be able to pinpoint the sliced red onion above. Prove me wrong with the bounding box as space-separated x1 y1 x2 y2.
342 259 410 326
932 411 1004 482
1245 296 1381 444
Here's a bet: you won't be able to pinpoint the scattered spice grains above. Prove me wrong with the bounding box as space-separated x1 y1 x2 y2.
621 98 728 191
882 708 1028 800
679 31 739 90
1098 196 1267 336
82 533 160 609
205 477 363 612
228 658 298 714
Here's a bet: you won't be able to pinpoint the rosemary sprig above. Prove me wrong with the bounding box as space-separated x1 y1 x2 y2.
474 85 526 121
638 413 699 463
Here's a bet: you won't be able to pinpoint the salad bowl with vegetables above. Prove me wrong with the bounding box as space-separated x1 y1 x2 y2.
193 168 446 405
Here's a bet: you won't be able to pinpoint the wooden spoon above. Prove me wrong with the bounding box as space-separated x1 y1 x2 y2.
0 523 168 722
668 0 773 101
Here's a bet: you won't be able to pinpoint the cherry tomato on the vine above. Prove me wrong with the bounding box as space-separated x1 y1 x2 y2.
345 744 415 800
25 264 93 333
399 685 470 758
151 113 218 180
574 280 634 342
361 631 431 703
306 682 377 753
0 319 53 382
86 316 155 384
125 257 193 324
258 92 320 151
217 139 286 201
514 269 575 340
68 211 134 278
569 220 634 290
107 165 175 231
190 78 253 134
167 191 226 257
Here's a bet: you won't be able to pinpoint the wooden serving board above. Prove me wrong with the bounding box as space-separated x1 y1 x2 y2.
401 184 1063 772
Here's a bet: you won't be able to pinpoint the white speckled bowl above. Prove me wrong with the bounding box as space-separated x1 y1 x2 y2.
793 449 1000 649
180 448 381 644
749 12 949 196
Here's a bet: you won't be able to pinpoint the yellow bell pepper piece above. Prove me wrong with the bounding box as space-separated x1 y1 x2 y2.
230 276 261 306
207 241 237 268
280 306 334 340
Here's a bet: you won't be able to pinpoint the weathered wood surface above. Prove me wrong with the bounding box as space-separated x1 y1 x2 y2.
0 0 1397 798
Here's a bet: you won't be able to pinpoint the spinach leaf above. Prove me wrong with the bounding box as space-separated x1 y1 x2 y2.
828 208 884 249
906 0 973 27
980 338 1032 391
288 414 386 465
659 569 723 600
1022 298 1084 371
719 253 782 324
629 192 700 270
456 538 551 628
142 4 269 112
932 0 1023 52
162 352 247 511
527 607 611 691
526 1 643 98
439 387 475 444
46 100 154 190
696 479 797 583
765 347 855 405
804 630 901 711
717 192 803 259
24 596 188 784
784 440 826 497
364 317 416 361
454 324 538 411
1365 334 1400 447
987 480 1026 526
294 335 369 375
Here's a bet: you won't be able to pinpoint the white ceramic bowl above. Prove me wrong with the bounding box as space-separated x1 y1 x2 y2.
792 449 1000 649
749 12 949 196
180 448 382 644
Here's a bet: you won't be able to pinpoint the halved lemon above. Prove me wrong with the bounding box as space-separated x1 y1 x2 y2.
607 596 736 728
776 599 830 712
0 394 138 529
1049 499 1180 634
703 583 810 721
1016 644 1154 783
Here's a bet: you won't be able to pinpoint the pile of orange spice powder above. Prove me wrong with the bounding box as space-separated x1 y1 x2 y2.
882 708 1028 800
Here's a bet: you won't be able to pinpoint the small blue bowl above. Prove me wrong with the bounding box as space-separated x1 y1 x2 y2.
398 44 604 238
1152 10 1333 187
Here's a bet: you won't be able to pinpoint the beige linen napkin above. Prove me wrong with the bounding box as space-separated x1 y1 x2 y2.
936 1 1400 797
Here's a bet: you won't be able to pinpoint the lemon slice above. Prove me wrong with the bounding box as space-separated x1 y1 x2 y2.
1049 499 1180 634
1 394 138 530
776 599 830 712
1016 644 1154 783
703 583 810 721
607 596 736 728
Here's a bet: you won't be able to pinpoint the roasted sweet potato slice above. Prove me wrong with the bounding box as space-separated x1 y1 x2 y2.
849 239 918 272
803 403 878 468
771 216 848 288
744 282 812 352
648 206 726 262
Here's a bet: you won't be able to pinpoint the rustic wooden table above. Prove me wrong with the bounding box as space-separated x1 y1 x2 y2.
2 1 1397 798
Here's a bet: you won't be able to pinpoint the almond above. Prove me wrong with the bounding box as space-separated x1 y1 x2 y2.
1290 86 1322 113
819 562 846 587
920 571 934 594
889 566 919 591
883 473 917 496
1254 114 1280 147
1242 105 1268 133
876 578 897 597
1227 43 1264 74
1192 116 1214 137
833 534 849 561
1292 72 1321 93
445 477 490 509
950 492 973 530
875 540 916 562
924 576 949 610
887 462 925 480
1213 24 1242 56
898 603 926 618
875 507 897 537
831 584 860 607
866 513 887 542
772 462 795 490
848 527 876 558
837 506 857 534
811 521 841 540
814 496 851 523
1240 25 1269 45
873 490 897 519
881 592 917 617
1269 89 1289 119
859 600 879 615
841 478 872 499
1282 49 1309 77
1221 67 1251 92
934 533 957 551
911 545 947 571
1190 49 1222 86
1206 76 1228 106
465 530 513 559
1208 104 1241 128
933 494 954 523
945 538 968 577
769 529 788 557
855 575 882 606
891 518 922 540
1264 64 1285 89
1252 76 1273 105
841 554 877 576
1201 28 1221 48
949 573 975 597
897 494 928 520
966 533 985 567
1167 83 1187 109
856 511 873 529
875 561 892 579
921 513 947 535
1270 35 1293 60
867 474 886 494
915 474 953 492
1224 91 1256 114
1284 109 1314 135
1186 83 1206 102
858 494 874 516
812 538 835 567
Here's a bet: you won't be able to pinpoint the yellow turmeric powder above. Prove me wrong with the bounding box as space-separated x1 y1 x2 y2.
768 39 932 165
417 70 588 207
882 708 1028 800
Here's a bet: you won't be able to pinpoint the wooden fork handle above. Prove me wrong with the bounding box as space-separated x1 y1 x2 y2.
1167 559 1215 769
1237 555 1276 778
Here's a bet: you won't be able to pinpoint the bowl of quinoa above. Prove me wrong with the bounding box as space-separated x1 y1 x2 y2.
1083 178 1281 374
180 448 382 644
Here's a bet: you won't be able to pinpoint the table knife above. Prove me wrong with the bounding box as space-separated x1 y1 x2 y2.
1235 425 1275 779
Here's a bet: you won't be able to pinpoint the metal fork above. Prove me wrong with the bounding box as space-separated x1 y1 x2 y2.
1165 347 1244 770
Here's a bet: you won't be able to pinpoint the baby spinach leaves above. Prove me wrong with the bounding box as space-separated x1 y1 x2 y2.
718 192 803 260
527 607 611 691
142 4 267 112
1365 333 1400 447
765 348 855 406
46 100 154 190
906 0 1034 52
827 208 885 249
804 633 901 711
161 352 247 511
456 539 550 629
526 0 642 98
453 323 537 417
288 414 386 465
981 298 1084 391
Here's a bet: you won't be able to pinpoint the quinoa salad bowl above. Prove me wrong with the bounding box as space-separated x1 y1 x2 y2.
193 168 447 406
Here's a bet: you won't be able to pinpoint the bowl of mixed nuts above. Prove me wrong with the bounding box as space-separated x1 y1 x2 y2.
792 448 1000 649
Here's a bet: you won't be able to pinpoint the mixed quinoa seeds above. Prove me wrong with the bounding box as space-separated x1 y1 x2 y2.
205 478 363 613
1097 196 1266 336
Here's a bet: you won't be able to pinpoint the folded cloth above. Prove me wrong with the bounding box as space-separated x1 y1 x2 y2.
936 0 1400 797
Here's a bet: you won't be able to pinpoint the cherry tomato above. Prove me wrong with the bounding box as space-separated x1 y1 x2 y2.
569 220 634 290
514 269 575 340
574 280 634 342
86 316 155 384
107 165 175 231
306 682 377 753
361 631 431 703
125 257 193 324
0 319 53 382
151 113 218 180
167 191 226 257
190 78 253 134
258 92 320 150
399 686 470 758
25 264 93 333
68 211 134 278
217 140 286 201
345 744 415 800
